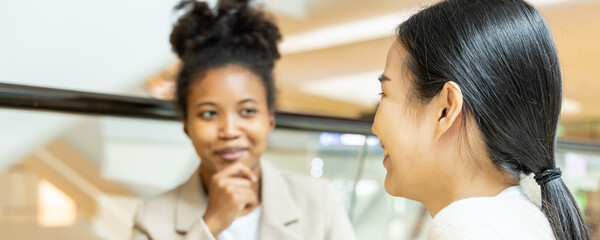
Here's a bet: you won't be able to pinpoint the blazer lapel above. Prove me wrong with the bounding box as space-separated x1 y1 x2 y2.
175 170 208 234
259 160 302 240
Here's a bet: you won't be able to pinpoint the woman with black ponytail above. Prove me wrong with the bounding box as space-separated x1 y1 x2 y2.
372 0 590 239
131 1 355 239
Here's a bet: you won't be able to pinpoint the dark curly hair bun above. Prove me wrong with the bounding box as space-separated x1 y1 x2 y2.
170 0 281 63
171 0 281 118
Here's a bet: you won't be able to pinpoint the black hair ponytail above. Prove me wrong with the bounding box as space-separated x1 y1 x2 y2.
539 173 589 239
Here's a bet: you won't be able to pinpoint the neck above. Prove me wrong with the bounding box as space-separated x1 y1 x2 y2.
422 157 517 217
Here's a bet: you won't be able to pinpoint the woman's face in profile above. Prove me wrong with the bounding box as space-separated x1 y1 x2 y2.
372 42 438 199
184 65 274 174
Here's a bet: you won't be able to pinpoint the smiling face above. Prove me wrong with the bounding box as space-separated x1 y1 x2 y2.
184 65 274 175
371 43 441 200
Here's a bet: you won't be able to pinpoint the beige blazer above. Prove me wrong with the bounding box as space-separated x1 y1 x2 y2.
131 160 356 240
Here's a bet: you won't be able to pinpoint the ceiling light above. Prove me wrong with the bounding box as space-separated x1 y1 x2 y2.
280 10 415 54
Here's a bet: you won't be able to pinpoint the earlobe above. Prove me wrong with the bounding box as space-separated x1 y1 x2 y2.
435 81 463 139
183 122 190 137
269 115 276 131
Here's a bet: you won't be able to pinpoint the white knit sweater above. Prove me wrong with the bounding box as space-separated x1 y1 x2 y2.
427 186 555 240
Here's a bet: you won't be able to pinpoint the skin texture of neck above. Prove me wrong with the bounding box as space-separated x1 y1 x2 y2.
424 168 516 217
421 141 518 217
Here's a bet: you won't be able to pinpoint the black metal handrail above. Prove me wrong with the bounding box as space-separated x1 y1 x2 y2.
0 83 176 120
0 82 373 135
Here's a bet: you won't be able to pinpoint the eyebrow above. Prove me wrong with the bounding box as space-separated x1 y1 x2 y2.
378 74 391 82
194 99 257 108
195 102 217 108
238 99 258 105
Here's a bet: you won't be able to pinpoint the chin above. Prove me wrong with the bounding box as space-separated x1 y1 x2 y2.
385 175 412 198
383 176 399 196
239 156 260 169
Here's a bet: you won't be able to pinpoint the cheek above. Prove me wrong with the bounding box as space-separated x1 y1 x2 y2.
379 101 415 145
385 104 427 169
188 121 217 151
373 101 396 137
390 116 436 180
245 117 271 148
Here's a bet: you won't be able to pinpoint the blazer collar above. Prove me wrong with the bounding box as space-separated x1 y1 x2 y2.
175 170 207 234
259 160 302 240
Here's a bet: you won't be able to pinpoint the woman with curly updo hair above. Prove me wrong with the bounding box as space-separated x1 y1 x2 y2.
131 1 355 239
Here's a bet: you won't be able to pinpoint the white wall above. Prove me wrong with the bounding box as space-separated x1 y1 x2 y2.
0 0 181 172
100 118 197 196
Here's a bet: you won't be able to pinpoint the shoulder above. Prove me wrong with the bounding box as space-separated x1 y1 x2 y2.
428 194 554 240
272 168 355 239
135 183 185 223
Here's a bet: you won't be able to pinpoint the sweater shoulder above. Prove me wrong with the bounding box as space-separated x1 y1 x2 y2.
428 195 555 240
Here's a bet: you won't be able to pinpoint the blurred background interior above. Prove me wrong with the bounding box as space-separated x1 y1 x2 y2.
1 0 600 239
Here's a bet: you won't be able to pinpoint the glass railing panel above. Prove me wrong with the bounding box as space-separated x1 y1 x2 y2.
2 83 600 239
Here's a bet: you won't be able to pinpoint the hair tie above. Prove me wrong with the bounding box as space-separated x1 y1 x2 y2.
534 168 562 185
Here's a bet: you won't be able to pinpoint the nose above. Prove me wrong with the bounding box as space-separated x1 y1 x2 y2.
371 122 378 137
371 107 380 136
218 113 242 140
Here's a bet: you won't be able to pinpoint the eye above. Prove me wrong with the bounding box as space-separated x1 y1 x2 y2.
199 111 217 119
240 108 257 116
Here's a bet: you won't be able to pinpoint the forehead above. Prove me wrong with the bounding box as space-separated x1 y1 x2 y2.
383 41 419 99
385 41 409 71
190 65 265 98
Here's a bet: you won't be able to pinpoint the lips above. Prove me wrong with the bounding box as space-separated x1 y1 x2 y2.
380 141 390 168
214 147 248 161
380 142 389 158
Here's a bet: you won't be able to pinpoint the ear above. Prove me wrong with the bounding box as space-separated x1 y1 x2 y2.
183 120 190 138
434 81 463 140
268 113 276 131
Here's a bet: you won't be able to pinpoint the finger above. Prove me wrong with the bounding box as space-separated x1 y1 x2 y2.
233 187 257 197
226 186 256 199
215 182 256 200
216 163 257 182
249 160 260 172
232 189 258 210
229 163 257 182
214 178 252 189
